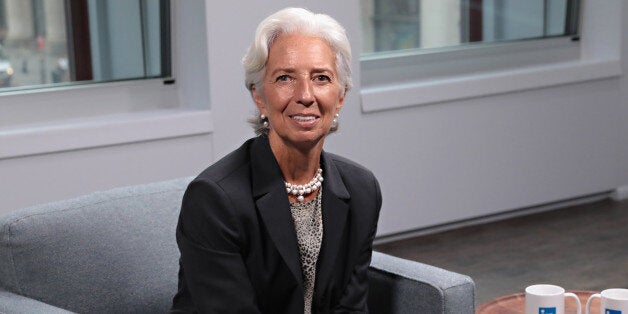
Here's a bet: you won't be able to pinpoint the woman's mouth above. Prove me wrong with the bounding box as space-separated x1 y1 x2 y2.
292 115 316 122
290 115 319 127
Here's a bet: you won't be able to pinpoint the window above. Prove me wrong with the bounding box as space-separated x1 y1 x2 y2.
358 0 621 113
0 0 170 91
361 0 579 55
0 0 211 160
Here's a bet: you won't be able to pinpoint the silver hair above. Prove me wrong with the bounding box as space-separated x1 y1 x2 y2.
242 7 351 135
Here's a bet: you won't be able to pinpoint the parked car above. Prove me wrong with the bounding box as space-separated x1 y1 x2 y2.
0 46 14 87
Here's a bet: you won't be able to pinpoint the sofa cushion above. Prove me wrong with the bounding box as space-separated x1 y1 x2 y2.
0 177 192 313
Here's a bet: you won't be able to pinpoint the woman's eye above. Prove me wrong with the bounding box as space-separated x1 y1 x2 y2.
314 75 331 82
276 75 290 82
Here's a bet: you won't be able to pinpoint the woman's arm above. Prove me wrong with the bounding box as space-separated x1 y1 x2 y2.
333 176 382 313
174 180 261 313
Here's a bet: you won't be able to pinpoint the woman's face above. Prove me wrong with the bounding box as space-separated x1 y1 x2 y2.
252 33 345 149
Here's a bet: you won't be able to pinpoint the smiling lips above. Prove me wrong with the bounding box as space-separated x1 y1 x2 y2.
290 115 319 126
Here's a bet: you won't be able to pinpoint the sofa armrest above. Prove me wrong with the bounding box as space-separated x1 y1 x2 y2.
0 289 75 314
368 251 475 314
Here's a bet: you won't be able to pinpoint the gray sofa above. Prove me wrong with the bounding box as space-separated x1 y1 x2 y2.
0 177 475 313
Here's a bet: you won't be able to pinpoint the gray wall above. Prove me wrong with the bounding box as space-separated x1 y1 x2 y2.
1 0 627 237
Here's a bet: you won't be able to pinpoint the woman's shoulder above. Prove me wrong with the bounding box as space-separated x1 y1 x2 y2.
192 138 256 185
325 152 376 179
326 152 382 214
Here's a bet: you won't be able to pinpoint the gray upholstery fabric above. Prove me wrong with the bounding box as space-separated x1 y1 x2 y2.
0 289 73 314
369 251 476 314
0 177 191 313
0 177 475 313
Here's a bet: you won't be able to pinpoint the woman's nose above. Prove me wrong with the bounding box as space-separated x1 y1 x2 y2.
295 79 315 106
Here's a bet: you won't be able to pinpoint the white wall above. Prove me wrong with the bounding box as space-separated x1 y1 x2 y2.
0 135 212 213
1 1 627 239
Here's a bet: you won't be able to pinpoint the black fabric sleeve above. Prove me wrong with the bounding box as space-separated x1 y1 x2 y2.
175 179 261 314
333 176 382 313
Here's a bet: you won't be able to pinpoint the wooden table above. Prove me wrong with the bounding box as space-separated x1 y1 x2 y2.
477 290 599 314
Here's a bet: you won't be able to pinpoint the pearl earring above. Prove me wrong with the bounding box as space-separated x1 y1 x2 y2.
260 114 269 128
332 113 339 125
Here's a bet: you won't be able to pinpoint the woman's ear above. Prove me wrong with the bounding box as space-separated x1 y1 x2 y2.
336 88 347 112
251 86 266 114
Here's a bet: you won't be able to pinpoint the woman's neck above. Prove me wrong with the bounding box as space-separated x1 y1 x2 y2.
268 134 323 184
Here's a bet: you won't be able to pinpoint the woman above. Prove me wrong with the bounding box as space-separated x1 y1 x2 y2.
171 7 381 314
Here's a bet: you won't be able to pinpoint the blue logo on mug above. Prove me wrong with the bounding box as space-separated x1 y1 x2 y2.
539 308 556 314
606 309 621 314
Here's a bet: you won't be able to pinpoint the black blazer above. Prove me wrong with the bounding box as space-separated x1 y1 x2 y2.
171 136 382 313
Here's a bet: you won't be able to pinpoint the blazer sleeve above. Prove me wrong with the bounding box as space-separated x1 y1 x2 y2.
175 179 261 314
333 175 382 313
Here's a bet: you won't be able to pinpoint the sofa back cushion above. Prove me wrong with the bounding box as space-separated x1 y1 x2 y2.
0 177 191 313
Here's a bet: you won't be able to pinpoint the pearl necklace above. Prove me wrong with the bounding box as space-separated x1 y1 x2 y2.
285 168 323 202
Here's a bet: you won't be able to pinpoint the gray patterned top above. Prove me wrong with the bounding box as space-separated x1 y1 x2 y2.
289 189 323 314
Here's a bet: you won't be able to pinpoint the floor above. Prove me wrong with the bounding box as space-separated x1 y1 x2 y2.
374 198 628 306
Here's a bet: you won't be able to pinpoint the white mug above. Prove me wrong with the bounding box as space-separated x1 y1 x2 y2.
525 284 581 314
586 288 628 314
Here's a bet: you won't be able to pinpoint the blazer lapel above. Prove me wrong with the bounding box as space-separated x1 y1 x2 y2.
250 136 303 287
315 151 350 302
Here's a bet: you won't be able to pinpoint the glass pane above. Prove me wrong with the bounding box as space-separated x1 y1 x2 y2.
361 0 579 55
0 0 170 91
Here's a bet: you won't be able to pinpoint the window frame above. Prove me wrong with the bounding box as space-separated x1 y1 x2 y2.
359 0 622 113
0 0 211 160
